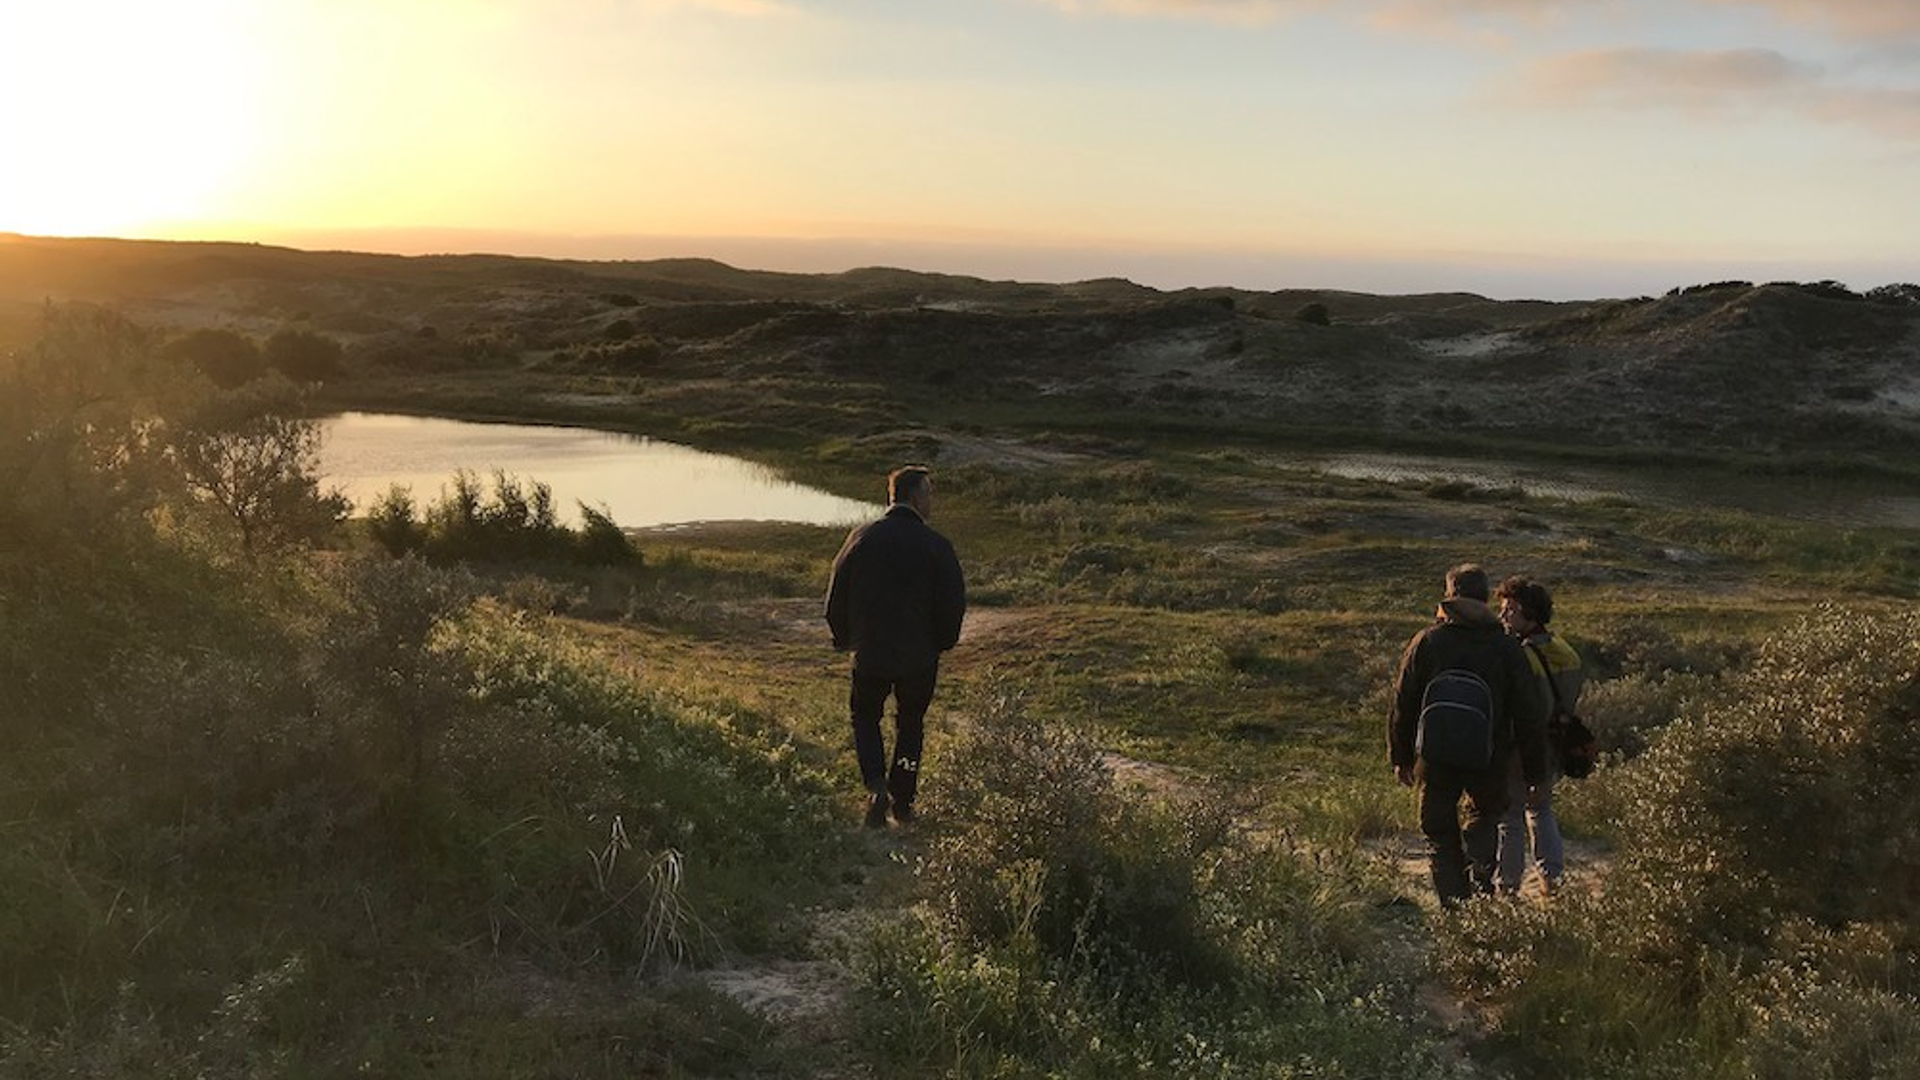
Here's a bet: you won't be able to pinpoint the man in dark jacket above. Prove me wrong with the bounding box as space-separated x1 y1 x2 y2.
825 466 966 827
1388 564 1548 907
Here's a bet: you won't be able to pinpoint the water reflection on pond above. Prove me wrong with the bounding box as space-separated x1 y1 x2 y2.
316 413 880 529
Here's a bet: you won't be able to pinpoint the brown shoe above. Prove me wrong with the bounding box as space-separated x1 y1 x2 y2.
891 801 916 825
864 793 891 829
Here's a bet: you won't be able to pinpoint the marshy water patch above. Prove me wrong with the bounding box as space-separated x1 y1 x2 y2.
1276 450 1920 530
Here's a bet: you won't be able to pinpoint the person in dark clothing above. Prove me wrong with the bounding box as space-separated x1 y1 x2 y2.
825 466 966 828
1387 564 1549 907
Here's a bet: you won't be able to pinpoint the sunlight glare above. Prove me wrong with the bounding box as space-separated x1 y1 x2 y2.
0 1 265 237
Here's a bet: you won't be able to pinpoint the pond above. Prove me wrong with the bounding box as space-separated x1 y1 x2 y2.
315 412 881 530
1287 450 1920 531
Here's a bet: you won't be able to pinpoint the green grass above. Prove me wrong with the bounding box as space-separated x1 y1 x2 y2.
9 318 1918 1077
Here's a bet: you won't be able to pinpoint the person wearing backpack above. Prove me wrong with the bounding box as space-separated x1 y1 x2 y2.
1494 575 1585 897
1388 564 1550 908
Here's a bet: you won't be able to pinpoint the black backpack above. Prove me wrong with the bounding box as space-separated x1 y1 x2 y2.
1416 668 1495 770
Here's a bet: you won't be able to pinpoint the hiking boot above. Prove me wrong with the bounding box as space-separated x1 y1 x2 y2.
863 793 891 829
890 801 916 826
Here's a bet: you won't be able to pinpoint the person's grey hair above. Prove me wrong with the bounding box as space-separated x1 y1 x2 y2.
888 465 932 505
1444 563 1490 602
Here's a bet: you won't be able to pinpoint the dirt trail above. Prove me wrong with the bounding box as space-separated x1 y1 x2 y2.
683 599 1616 1074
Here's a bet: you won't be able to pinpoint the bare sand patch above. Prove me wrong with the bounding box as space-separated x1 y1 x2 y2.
1418 331 1520 359
934 432 1086 470
1099 750 1201 800
698 960 850 1023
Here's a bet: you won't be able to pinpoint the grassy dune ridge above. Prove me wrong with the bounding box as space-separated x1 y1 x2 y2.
1 243 1916 1076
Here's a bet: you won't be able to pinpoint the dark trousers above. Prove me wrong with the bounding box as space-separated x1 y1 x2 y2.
850 663 938 808
1418 757 1513 908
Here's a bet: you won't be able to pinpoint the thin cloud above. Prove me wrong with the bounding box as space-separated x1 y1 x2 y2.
1029 1 1623 32
1709 1 1920 40
637 0 796 15
1029 1 1920 43
1508 46 1920 140
1029 1 1328 26
1362 1 1615 48
1518 47 1819 107
1804 85 1920 140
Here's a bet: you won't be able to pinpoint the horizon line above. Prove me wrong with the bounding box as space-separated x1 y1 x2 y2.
4 226 1910 305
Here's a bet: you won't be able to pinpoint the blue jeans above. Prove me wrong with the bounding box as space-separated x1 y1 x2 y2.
1496 762 1563 893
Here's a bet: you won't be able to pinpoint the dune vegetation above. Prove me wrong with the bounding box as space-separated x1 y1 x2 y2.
2 245 1917 1077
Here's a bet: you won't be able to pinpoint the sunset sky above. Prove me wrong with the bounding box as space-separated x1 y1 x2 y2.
4 0 1918 298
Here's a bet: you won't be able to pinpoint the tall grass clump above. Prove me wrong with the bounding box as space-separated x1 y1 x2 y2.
862 680 1472 1079
1435 604 1920 1078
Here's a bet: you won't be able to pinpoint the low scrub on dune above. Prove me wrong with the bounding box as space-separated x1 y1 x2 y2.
1436 605 1920 1078
863 680 1472 1079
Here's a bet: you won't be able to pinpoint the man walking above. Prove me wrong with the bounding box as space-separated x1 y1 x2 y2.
1388 564 1548 907
825 466 966 828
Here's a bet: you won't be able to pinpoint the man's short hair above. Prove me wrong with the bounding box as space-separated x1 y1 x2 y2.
1496 575 1554 626
888 465 932 505
1444 563 1490 602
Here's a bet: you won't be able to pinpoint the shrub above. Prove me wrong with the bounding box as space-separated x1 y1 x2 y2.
404 471 639 566
1576 670 1716 758
1611 605 1920 944
424 470 550 561
367 483 424 555
915 678 1402 1001
1435 604 1920 1078
163 327 263 388
1740 958 1920 1080
575 502 640 565
918 682 1230 985
1866 283 1920 307
263 327 344 382
872 686 1470 1078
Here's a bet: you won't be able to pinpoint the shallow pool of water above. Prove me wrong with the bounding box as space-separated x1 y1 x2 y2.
1292 451 1920 530
315 412 880 530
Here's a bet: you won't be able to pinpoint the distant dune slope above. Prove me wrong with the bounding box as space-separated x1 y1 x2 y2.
4 235 1915 468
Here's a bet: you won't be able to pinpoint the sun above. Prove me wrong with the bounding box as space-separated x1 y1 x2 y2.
0 1 266 237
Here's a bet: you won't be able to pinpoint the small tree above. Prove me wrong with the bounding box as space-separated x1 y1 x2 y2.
1294 302 1331 326
170 382 347 554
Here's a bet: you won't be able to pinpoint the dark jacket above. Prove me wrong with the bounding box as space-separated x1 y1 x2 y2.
825 505 966 679
1388 598 1549 783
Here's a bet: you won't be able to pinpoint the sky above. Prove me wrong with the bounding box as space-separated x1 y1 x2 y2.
3 0 1919 299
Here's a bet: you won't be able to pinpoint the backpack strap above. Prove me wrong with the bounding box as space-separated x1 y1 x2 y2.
1523 640 1566 715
